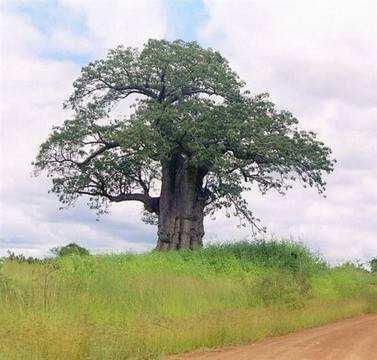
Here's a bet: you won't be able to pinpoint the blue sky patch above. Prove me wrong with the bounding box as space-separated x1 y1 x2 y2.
8 0 88 36
167 0 208 42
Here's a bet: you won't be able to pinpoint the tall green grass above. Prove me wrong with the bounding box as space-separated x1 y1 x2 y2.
1 240 376 359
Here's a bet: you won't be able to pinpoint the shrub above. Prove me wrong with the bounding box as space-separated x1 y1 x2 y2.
248 270 309 308
50 243 90 257
370 258 377 273
2 251 43 264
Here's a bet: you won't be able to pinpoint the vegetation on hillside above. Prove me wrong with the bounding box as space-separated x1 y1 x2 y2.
1 240 376 359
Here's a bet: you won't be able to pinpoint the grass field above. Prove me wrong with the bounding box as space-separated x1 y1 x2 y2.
1 240 377 359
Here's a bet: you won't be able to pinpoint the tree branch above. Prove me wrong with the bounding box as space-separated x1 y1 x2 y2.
76 189 159 214
77 141 119 167
158 70 166 102
96 77 159 100
167 87 220 103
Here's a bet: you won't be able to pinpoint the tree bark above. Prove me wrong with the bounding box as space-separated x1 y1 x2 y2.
156 155 205 250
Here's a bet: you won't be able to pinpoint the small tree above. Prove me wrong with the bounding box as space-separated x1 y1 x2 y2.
50 243 90 257
34 39 335 250
370 258 377 273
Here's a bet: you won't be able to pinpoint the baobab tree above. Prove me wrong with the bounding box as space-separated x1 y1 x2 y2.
34 39 335 250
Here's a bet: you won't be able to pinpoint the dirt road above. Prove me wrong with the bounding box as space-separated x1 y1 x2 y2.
174 314 377 360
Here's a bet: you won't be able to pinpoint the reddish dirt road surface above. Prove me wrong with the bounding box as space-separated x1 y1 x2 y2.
172 314 377 360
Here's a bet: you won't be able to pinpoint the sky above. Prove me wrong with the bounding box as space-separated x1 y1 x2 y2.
0 0 376 263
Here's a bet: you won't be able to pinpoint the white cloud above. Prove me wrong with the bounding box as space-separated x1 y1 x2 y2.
201 0 377 262
60 0 168 54
0 0 168 257
49 28 94 55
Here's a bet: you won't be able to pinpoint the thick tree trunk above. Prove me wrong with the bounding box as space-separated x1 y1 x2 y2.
156 155 205 250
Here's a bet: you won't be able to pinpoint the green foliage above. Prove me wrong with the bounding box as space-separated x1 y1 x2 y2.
248 270 309 308
1 240 376 359
34 39 335 227
370 257 377 273
50 243 90 257
1 251 44 264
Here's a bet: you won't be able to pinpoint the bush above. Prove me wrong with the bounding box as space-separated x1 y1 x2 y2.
181 240 327 276
248 270 310 308
370 258 377 273
50 243 90 257
1 251 43 264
